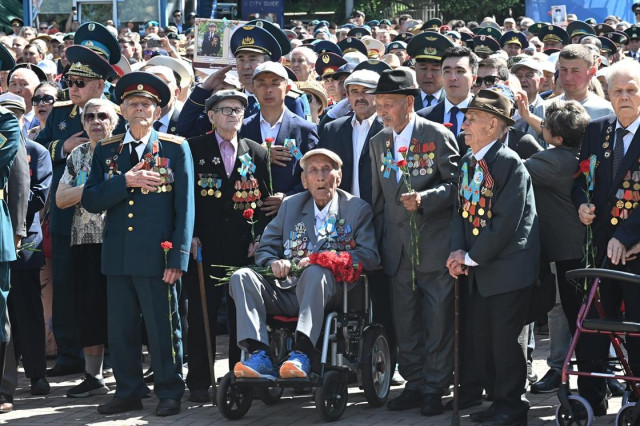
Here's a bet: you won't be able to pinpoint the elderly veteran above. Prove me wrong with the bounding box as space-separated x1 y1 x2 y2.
369 67 460 415
35 22 125 378
56 98 119 398
447 87 539 426
82 72 194 417
182 89 269 401
230 149 379 379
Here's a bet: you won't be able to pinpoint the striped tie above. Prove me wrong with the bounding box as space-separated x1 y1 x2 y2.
612 128 629 180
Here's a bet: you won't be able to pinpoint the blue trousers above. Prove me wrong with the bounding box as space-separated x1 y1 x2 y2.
107 275 184 400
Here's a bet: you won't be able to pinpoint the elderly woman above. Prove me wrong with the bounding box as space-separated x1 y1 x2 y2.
290 47 317 82
296 81 327 124
28 82 61 140
55 98 117 398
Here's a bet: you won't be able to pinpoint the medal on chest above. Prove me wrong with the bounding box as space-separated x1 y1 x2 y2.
408 139 436 176
232 175 262 210
459 159 494 236
284 221 312 259
611 164 640 225
197 173 222 197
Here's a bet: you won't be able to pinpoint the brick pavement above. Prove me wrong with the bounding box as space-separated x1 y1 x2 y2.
0 334 624 425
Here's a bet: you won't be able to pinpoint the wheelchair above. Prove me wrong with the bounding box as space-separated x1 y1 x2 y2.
555 268 640 426
216 275 392 422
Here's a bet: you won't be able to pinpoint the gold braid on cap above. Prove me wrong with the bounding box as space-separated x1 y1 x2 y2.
67 62 102 79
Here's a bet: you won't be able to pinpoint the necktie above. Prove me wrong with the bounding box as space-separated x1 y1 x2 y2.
612 128 629 179
425 94 435 107
220 140 235 177
449 106 460 137
130 141 142 166
153 121 162 131
469 155 477 170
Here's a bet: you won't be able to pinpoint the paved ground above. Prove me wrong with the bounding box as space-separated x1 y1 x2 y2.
0 333 626 425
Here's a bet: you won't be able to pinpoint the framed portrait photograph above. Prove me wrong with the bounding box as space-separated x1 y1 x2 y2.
551 5 567 27
193 18 247 69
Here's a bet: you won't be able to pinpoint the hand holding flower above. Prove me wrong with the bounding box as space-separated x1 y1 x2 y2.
400 192 421 212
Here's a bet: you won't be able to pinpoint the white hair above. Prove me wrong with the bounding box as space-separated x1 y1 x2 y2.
606 58 640 88
82 98 119 124
145 65 177 87
291 46 317 65
344 51 367 65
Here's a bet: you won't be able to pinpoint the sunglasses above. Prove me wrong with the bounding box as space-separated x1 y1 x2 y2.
67 79 88 88
84 112 110 122
474 75 501 87
39 27 48 31
32 94 56 105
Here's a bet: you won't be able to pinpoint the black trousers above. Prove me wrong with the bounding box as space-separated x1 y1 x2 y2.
559 257 640 406
8 268 46 378
458 277 532 416
368 271 397 367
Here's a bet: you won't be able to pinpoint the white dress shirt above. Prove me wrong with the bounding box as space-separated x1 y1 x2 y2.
393 114 417 183
616 115 640 156
123 129 152 160
351 113 377 197
421 88 443 108
464 140 498 267
444 95 473 135
259 110 285 141
314 202 331 237
155 106 175 133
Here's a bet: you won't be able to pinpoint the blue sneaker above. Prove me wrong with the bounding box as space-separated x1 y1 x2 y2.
279 351 311 378
234 350 275 379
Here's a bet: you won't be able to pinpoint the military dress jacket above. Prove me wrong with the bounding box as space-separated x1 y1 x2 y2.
82 130 195 276
0 108 21 262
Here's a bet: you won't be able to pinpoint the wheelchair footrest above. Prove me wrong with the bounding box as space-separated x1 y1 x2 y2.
582 319 640 333
236 377 277 386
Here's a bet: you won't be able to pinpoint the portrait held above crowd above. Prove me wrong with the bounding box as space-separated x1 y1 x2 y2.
2 3 640 424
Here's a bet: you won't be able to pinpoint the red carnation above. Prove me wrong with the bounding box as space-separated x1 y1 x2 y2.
264 137 275 144
397 159 408 168
243 208 254 220
398 146 408 154
443 122 453 128
579 159 590 174
161 241 173 250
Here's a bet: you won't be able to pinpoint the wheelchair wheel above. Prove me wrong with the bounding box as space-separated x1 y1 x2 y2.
259 386 284 405
217 372 253 420
315 370 348 422
616 402 638 426
555 395 594 426
361 325 391 407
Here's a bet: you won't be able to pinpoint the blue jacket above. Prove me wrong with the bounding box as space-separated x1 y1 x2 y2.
82 130 195 275
240 108 319 195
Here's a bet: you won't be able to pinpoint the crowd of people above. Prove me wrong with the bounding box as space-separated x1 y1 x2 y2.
1 3 640 424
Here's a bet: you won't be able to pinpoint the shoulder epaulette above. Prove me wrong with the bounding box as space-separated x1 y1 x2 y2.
113 104 121 115
53 100 73 108
158 132 185 144
100 134 125 145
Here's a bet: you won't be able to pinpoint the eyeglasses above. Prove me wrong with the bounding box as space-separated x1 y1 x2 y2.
32 94 56 105
39 27 48 31
212 107 245 116
66 79 88 88
84 112 110 122
474 75 502 87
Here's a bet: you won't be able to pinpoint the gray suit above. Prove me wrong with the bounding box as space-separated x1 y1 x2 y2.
370 115 460 395
229 189 380 347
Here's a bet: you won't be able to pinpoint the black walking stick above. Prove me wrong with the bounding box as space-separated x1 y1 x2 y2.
451 277 461 426
197 246 217 405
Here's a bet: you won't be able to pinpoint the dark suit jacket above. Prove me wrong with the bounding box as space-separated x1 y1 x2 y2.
8 140 29 239
0 109 21 263
240 108 319 195
318 114 383 205
201 31 222 56
505 128 544 160
417 101 467 154
450 142 540 297
525 145 583 262
371 116 460 275
414 90 445 111
187 134 269 270
13 139 52 270
572 115 640 253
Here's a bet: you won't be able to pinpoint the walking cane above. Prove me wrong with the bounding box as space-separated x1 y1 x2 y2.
196 246 217 405
451 277 461 426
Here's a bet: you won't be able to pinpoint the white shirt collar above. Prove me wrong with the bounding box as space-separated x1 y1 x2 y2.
259 110 285 126
351 113 377 128
123 128 153 145
422 88 443 102
158 106 174 128
23 110 35 123
472 140 498 161
444 94 473 115
314 201 331 220
616 115 640 135
393 113 416 141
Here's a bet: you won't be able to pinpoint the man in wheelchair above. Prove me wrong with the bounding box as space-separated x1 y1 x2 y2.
228 149 380 379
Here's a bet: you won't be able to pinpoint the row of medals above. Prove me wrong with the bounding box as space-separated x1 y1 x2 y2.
143 166 173 194
461 187 494 236
232 176 263 210
611 170 640 225
197 174 223 198
408 152 436 176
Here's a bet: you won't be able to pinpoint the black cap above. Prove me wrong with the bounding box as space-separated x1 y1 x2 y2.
597 36 617 55
625 26 640 41
247 19 292 56
0 44 16 72
337 37 368 56
420 18 443 32
314 52 347 79
475 26 502 41
115 71 171 108
353 59 392 73
393 32 414 43
230 25 282 61
347 27 371 39
205 89 248 111
386 41 407 54
594 23 616 36
312 40 342 56
7 63 46 85
473 35 501 55
500 30 529 48
605 31 629 46
538 25 569 45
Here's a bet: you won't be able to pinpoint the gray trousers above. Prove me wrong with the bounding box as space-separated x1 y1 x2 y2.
390 251 454 395
229 265 339 347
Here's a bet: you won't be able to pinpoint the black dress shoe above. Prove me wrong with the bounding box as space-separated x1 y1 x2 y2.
156 398 181 416
470 405 496 423
30 377 51 395
444 394 483 410
421 394 444 416
387 389 422 411
530 369 560 394
188 389 210 403
607 378 626 397
97 397 143 414
482 412 528 426
46 364 84 377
